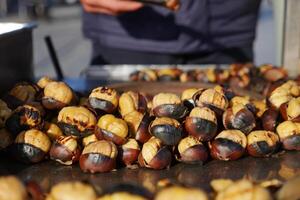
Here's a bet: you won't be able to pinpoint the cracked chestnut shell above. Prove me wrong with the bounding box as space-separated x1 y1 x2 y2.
261 108 280 132
95 114 128 145
118 139 140 166
210 130 247 161
276 121 300 150
37 76 54 89
185 107 218 141
138 137 172 170
79 140 118 173
155 186 208 200
46 181 97 200
42 81 75 110
222 104 256 135
88 87 119 114
0 176 28 200
43 122 64 141
260 64 287 82
82 134 98 147
150 117 182 146
119 91 148 117
181 88 199 110
50 136 81 165
11 129 51 163
280 97 300 122
247 130 280 157
5 104 44 137
176 136 208 164
123 111 153 143
57 106 97 138
152 93 188 120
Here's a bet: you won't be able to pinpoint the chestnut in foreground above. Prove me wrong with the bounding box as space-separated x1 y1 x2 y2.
152 93 188 120
150 117 182 146
247 130 280 157
261 108 280 132
155 186 208 200
43 122 64 141
88 87 119 114
46 181 97 200
82 134 98 147
185 107 218 141
12 129 51 163
277 121 300 150
119 139 140 166
181 88 199 110
119 91 148 117
139 137 172 170
177 136 208 164
0 176 28 200
50 136 81 165
280 97 300 122
95 114 128 145
57 106 96 138
80 140 118 173
210 130 247 161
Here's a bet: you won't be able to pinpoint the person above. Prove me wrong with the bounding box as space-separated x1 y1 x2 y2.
80 0 261 65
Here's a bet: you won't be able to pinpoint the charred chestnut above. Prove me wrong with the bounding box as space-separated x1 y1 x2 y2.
42 81 75 110
247 130 280 157
123 111 152 143
119 91 147 117
261 108 280 132
130 69 158 82
79 140 118 173
181 88 199 109
50 136 81 165
57 106 97 138
157 68 182 81
88 87 119 114
277 121 300 150
152 93 188 120
155 186 208 200
82 134 98 146
138 137 172 169
119 138 140 166
0 176 28 200
210 130 247 161
37 76 54 89
12 129 51 163
95 114 128 145
7 82 40 105
5 104 44 137
46 181 97 200
185 107 218 141
150 117 182 146
280 97 300 122
177 136 208 164
43 122 64 140
0 99 11 128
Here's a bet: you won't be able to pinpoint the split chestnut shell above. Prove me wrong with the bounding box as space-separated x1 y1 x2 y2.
276 121 300 151
119 91 148 117
118 139 140 166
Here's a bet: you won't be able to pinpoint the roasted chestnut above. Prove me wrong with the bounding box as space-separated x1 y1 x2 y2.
123 111 152 143
50 136 81 165
210 130 247 161
57 106 96 138
276 121 300 150
7 82 40 104
150 117 182 146
0 99 11 128
42 81 75 110
252 100 267 118
12 129 51 163
5 104 44 137
280 97 300 122
79 140 118 173
37 76 54 89
119 91 148 117
261 108 280 132
185 107 218 141
193 88 228 117
181 88 199 109
138 137 172 169
155 186 208 200
260 64 287 82
82 134 98 146
43 122 64 140
176 136 208 164
247 130 280 157
119 138 140 166
222 104 256 134
157 68 182 81
46 181 97 200
276 176 300 200
0 128 13 150
205 68 230 84
130 69 158 82
95 114 128 145
88 87 119 114
152 93 188 120
179 71 196 82
0 176 28 200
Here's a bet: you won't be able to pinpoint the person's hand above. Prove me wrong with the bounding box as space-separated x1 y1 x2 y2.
81 0 143 15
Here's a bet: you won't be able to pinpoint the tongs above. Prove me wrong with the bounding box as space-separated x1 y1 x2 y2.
135 0 180 11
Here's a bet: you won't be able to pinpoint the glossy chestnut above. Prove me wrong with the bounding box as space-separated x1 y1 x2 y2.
79 140 118 173
181 88 199 110
0 176 28 200
152 93 188 120
88 87 119 114
155 186 208 200
43 122 64 141
185 107 218 141
276 121 300 150
247 130 280 157
150 117 182 146
57 106 97 138
50 136 81 165
11 129 51 163
95 114 128 145
82 134 98 147
261 108 280 132
118 138 140 166
176 136 208 164
119 91 148 117
210 130 247 161
138 137 172 170
260 64 287 82
280 97 300 122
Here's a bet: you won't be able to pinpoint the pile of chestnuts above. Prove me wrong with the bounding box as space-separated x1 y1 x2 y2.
1 73 300 174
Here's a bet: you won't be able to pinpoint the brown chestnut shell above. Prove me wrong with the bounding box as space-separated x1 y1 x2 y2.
57 122 94 138
152 104 188 120
88 97 116 114
185 117 218 142
150 124 183 146
138 146 172 170
10 143 46 163
119 148 140 167
135 113 154 143
282 135 300 151
261 108 280 132
95 128 127 145
210 138 245 161
177 144 208 164
79 153 116 173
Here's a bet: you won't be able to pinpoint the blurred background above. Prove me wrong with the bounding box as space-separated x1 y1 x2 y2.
0 0 286 78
